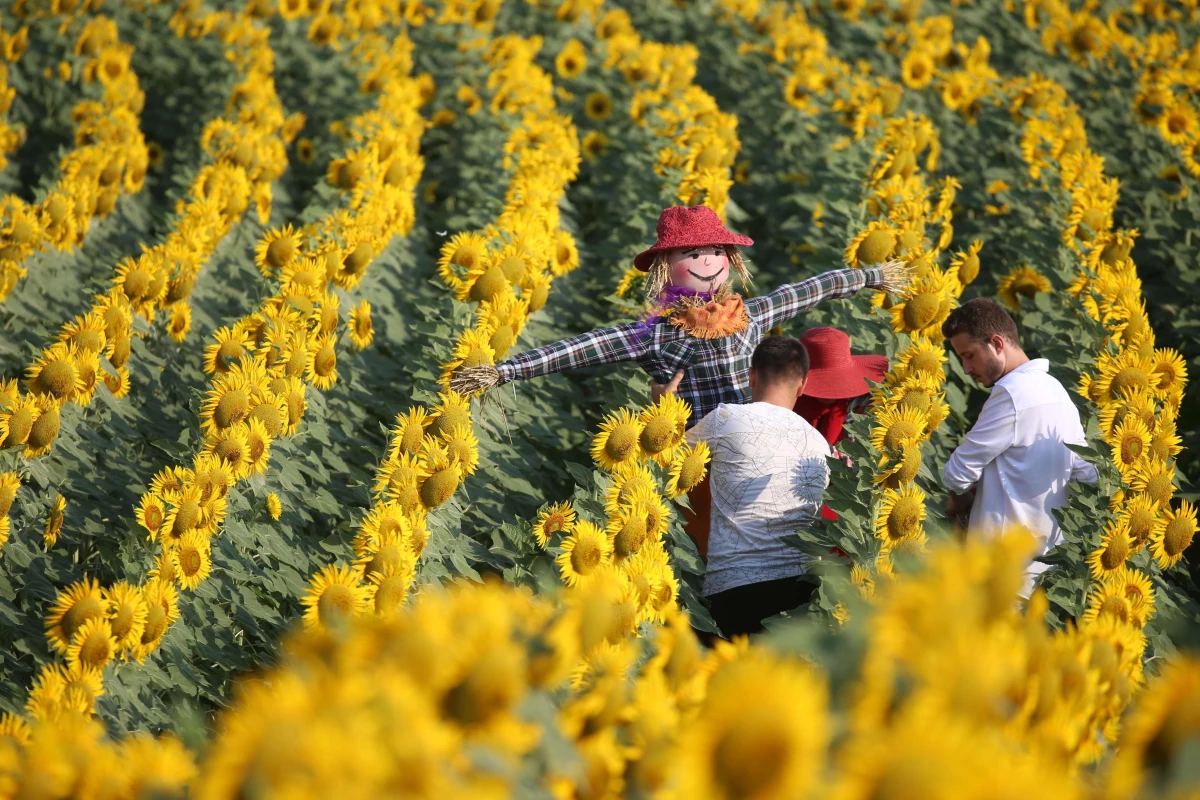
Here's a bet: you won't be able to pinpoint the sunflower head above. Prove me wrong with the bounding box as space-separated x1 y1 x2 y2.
556 520 613 587
638 393 690 464
300 564 368 630
845 220 897 268
667 440 711 498
532 501 577 549
875 485 927 542
1087 519 1135 578
1152 500 1197 569
591 408 645 473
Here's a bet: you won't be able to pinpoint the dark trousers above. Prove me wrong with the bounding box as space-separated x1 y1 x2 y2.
707 575 818 639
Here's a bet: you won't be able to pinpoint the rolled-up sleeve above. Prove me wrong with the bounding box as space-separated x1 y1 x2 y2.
1070 453 1099 485
943 387 1017 494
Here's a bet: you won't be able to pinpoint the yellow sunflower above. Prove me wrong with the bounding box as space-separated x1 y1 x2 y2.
889 271 954 336
254 224 301 277
24 397 62 458
436 231 490 294
44 493 65 547
675 652 828 800
532 501 577 549
1151 500 1197 569
1159 96 1198 145
149 466 191 503
0 393 39 448
900 47 935 89
265 492 282 520
131 578 179 662
591 408 645 473
892 335 946 383
348 300 374 350
1151 347 1187 397
1128 458 1176 509
667 440 711 498
844 219 897 268
1102 566 1155 616
45 577 105 655
582 131 609 162
65 616 117 670
243 418 273 475
1117 493 1164 551
418 439 462 510
0 471 18 516
104 582 148 652
996 264 1052 311
387 406 430 460
638 392 690 465
582 91 614 122
26 342 83 402
874 484 927 542
202 325 252 376
1087 519 1135 579
1081 581 1139 628
552 229 580 277
441 422 480 476
300 564 369 630
1092 349 1156 404
1108 415 1152 477
869 404 928 455
606 502 650 562
199 376 255 437
206 423 252 479
365 565 415 618
556 520 613 587
438 327 495 390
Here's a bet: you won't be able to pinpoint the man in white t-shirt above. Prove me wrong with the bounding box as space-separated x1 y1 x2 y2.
942 298 1098 595
681 336 832 637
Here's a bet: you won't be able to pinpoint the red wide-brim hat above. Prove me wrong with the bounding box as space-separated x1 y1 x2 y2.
634 205 754 271
799 327 889 400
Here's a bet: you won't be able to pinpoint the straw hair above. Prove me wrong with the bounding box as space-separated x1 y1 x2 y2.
449 364 500 396
876 258 914 294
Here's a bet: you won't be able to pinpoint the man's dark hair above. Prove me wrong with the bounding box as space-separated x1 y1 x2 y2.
941 297 1021 347
751 336 810 385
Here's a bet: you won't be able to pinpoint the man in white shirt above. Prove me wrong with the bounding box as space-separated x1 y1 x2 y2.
942 298 1098 593
682 336 832 637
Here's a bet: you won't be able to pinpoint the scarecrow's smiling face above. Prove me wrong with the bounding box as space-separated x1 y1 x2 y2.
667 245 729 293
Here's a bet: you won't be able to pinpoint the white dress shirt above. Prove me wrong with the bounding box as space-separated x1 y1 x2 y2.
686 402 831 596
943 359 1097 589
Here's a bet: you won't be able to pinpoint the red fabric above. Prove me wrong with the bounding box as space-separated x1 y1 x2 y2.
797 327 889 400
794 396 850 447
681 472 712 559
634 205 754 270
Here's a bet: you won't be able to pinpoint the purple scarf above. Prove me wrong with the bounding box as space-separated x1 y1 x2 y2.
633 285 716 341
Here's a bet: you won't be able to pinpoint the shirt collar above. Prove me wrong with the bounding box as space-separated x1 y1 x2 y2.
997 358 1048 387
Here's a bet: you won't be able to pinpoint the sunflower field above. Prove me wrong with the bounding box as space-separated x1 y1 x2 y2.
0 0 1199 796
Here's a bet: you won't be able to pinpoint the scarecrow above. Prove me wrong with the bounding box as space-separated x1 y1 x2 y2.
452 205 910 424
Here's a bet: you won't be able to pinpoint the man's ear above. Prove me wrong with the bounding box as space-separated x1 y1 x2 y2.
989 334 1007 354
748 368 757 391
795 376 808 398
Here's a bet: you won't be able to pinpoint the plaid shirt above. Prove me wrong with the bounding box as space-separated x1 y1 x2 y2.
496 266 886 426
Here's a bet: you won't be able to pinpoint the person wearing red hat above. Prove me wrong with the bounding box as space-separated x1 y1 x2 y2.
792 327 889 524
452 205 911 430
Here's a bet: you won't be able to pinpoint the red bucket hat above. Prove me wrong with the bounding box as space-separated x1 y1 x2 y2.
634 205 754 271
799 327 889 400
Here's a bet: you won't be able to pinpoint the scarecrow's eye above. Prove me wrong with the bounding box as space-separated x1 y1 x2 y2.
690 253 699 259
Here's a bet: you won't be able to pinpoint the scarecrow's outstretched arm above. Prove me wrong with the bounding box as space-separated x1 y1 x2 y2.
495 322 647 384
746 261 912 331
